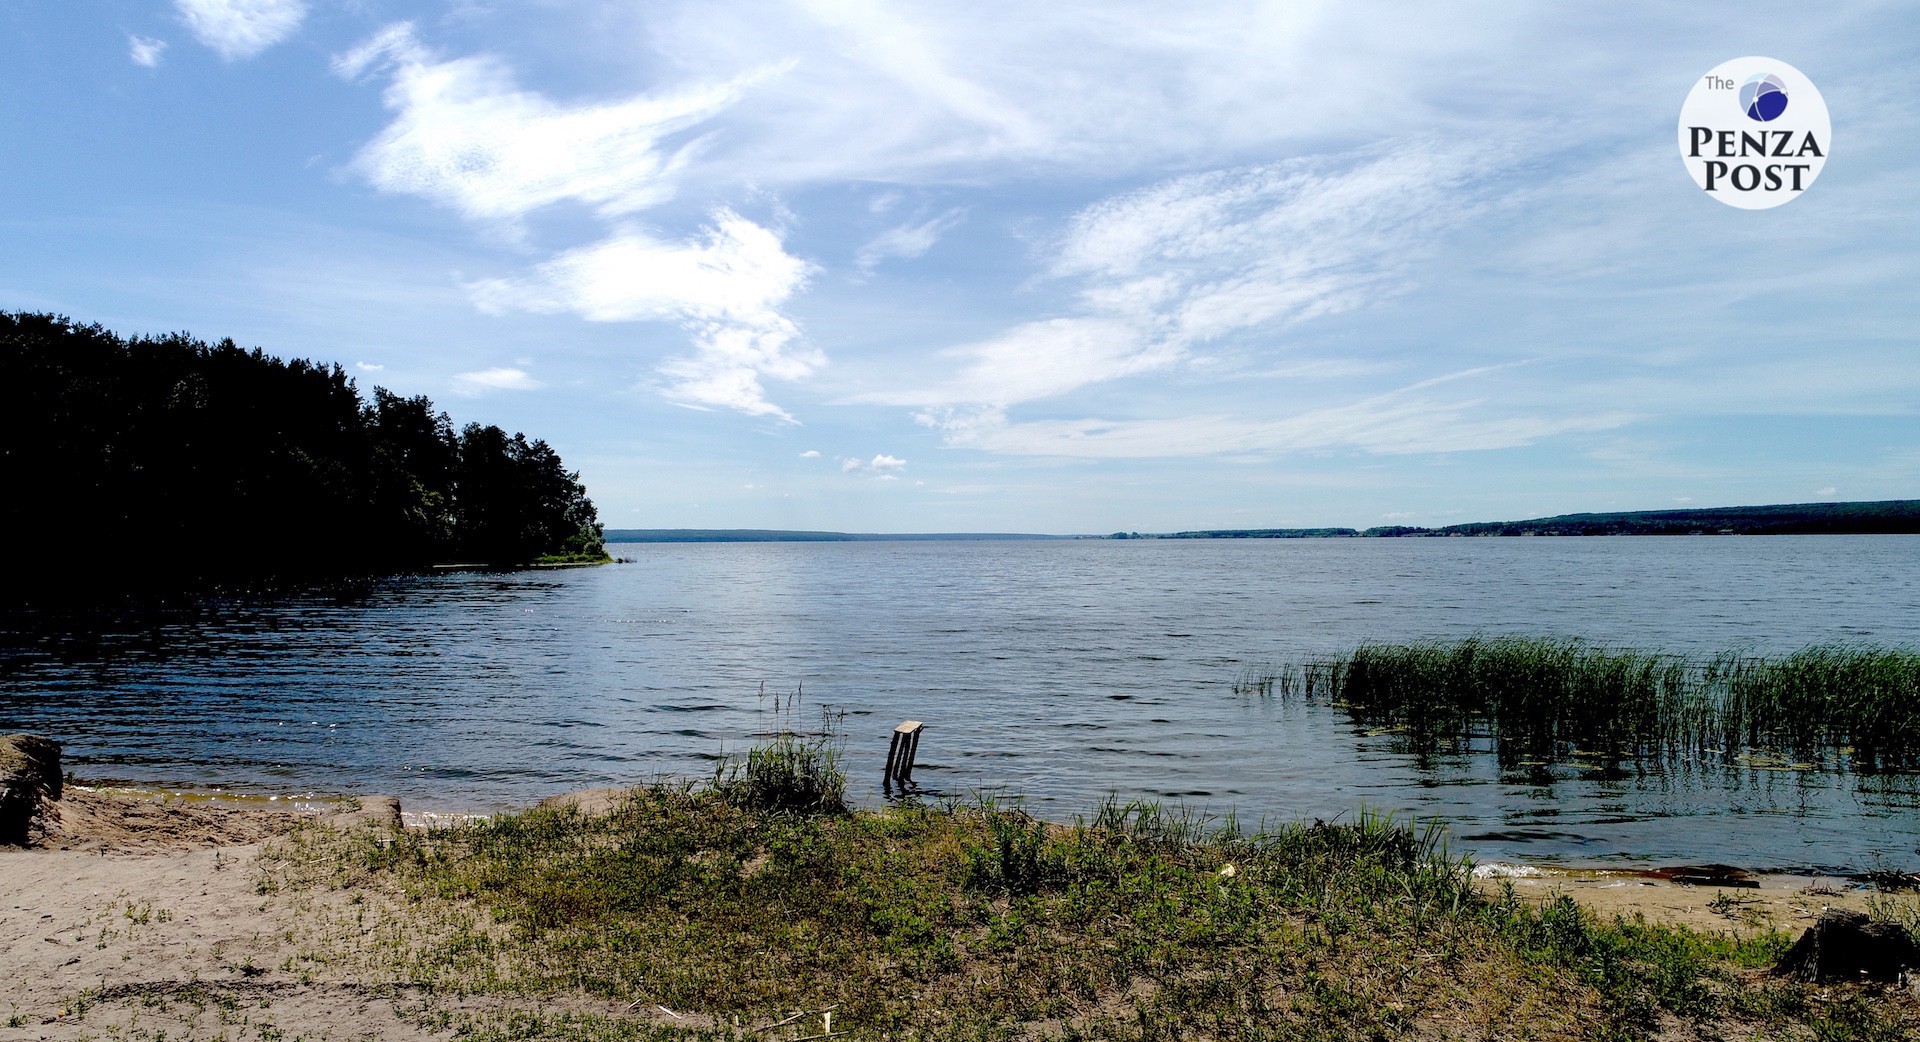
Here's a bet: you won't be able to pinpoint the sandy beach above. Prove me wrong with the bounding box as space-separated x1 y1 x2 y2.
2 788 428 1041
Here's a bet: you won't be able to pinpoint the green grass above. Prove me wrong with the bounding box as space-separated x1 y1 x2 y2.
710 730 846 815
1259 638 1920 771
259 775 1920 1041
531 551 616 565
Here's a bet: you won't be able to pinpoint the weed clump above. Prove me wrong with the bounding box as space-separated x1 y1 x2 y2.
714 732 847 815
962 801 1059 895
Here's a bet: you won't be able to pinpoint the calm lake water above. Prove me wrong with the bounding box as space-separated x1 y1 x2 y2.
4 536 1918 872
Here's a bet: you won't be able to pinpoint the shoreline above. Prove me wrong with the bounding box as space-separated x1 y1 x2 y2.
6 784 1917 1040
22 780 1900 935
57 777 1910 879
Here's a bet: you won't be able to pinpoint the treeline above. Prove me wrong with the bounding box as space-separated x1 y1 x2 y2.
1 312 605 599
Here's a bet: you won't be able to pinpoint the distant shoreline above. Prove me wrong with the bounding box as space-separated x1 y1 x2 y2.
607 498 1920 542
604 528 1077 543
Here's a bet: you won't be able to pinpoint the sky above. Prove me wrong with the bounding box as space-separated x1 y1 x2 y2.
2 2 1916 534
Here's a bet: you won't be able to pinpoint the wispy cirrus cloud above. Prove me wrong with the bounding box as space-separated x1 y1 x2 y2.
899 317 1169 412
452 366 542 396
939 367 1637 459
635 1 1536 187
855 207 966 272
175 0 305 61
879 141 1537 457
1050 142 1495 340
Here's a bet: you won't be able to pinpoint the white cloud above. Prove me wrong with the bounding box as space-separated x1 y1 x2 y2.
469 210 819 420
339 25 820 420
839 453 908 474
856 208 966 272
355 361 385 372
336 23 775 224
1815 486 1839 498
799 449 821 458
175 0 305 61
128 35 168 68
452 367 542 395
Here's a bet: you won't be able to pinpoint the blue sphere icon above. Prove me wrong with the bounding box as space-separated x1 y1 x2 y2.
1739 74 1789 121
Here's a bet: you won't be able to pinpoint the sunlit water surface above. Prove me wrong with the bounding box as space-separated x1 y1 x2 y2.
4 536 1918 872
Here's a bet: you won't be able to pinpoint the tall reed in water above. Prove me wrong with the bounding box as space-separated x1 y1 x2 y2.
1264 638 1920 771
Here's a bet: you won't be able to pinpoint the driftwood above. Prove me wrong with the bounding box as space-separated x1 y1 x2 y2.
1773 909 1920 983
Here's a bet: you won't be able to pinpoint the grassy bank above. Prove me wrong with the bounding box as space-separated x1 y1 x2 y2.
1250 639 1920 770
260 775 1919 1040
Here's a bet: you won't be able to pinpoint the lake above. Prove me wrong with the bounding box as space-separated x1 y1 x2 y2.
3 535 1918 872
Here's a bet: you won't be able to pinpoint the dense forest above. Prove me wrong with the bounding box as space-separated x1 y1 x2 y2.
1 312 605 599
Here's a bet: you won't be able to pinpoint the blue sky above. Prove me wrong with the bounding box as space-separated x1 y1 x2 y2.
3 2 1916 533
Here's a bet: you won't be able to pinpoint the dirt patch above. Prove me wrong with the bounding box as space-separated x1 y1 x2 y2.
28 786 297 852
1475 865 1883 934
537 786 632 817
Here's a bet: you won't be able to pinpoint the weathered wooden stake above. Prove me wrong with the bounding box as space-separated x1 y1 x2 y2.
884 720 924 785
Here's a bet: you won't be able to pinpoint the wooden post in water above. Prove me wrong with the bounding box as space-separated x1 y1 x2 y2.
884 720 924 786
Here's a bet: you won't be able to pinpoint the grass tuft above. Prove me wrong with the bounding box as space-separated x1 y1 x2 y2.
713 730 847 815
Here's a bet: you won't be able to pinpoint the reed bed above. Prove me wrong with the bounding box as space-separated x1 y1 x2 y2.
1259 638 1920 771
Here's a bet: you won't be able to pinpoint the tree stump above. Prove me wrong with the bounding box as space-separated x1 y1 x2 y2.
1773 909 1920 984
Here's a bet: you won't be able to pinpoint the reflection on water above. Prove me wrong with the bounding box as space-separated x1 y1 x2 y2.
2 536 1918 871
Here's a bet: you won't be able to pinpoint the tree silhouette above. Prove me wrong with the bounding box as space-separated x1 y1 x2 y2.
1 311 606 601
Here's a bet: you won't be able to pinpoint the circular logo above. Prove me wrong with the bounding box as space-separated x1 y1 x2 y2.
1739 74 1788 121
1678 57 1830 209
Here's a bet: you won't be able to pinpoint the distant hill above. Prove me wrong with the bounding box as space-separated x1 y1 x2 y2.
1108 500 1919 540
1361 499 1920 537
604 529 1072 543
